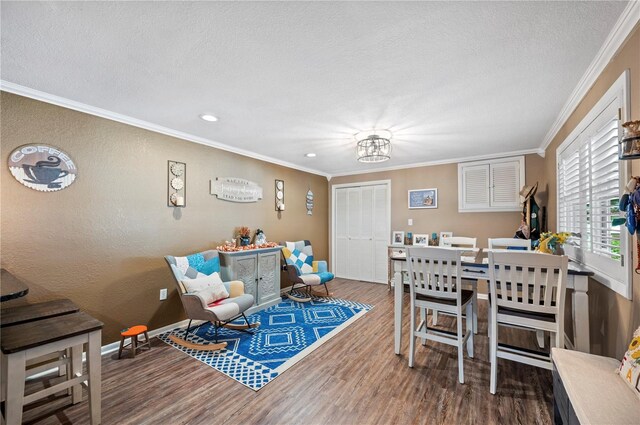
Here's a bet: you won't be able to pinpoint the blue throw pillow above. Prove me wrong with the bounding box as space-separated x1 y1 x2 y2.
199 257 220 275
507 246 528 251
186 253 205 270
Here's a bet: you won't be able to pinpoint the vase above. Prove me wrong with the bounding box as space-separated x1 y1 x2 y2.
240 236 250 246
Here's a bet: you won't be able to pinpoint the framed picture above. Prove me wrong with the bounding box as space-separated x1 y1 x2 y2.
413 233 429 246
439 232 453 243
392 231 405 246
408 188 438 209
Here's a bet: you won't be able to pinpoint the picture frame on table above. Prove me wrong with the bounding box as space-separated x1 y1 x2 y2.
392 231 405 246
408 188 437 209
413 234 429 246
439 232 453 243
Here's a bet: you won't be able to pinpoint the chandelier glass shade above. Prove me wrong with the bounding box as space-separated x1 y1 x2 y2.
355 129 392 163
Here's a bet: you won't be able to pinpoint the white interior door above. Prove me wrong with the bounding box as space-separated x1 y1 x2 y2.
373 184 389 283
333 181 390 284
359 186 375 282
346 187 361 280
334 188 349 278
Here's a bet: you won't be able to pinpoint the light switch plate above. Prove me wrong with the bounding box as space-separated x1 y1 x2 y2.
408 219 413 226
160 288 168 300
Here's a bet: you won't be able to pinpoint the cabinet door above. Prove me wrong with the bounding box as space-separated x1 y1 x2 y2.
257 251 280 305
460 164 490 210
490 160 521 209
234 255 257 304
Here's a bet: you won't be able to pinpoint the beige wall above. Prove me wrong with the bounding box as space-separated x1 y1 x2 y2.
331 155 545 248
330 154 546 294
536 24 640 359
0 92 329 344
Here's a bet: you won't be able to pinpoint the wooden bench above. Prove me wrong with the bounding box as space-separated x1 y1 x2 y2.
552 347 640 424
1 311 103 425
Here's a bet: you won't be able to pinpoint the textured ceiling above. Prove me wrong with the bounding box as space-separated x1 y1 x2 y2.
0 1 628 176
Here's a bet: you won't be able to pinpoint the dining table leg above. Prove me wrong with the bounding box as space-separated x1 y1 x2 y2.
571 275 590 353
394 261 403 355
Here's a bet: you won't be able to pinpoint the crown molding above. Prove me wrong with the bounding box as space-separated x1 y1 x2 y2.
539 0 640 154
330 147 545 178
0 80 331 178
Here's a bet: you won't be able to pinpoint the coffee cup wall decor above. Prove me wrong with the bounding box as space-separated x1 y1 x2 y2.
8 144 77 192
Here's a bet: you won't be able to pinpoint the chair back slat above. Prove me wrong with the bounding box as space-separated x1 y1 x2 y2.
439 236 477 248
489 251 568 315
488 238 532 250
407 247 462 301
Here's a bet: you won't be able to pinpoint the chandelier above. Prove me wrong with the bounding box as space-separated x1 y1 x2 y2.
355 129 392 163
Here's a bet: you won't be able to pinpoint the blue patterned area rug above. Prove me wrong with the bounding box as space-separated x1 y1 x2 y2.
158 295 372 391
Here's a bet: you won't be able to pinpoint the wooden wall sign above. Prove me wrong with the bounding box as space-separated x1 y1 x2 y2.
8 144 77 192
210 177 263 203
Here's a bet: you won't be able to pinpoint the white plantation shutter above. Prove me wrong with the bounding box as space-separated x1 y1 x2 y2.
557 98 628 294
589 116 620 262
558 143 582 248
459 156 524 212
490 160 521 208
462 164 490 209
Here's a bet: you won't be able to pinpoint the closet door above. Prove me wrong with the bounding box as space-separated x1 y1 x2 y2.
346 187 361 280
334 188 349 278
333 183 390 283
373 184 389 283
359 186 375 282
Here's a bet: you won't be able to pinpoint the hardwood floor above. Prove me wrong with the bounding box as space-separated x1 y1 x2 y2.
22 279 553 424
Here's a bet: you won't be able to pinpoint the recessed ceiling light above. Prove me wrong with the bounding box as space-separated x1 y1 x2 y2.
305 153 317 158
200 114 218 122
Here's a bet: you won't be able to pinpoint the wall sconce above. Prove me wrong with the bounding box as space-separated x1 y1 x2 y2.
275 179 285 211
168 160 186 207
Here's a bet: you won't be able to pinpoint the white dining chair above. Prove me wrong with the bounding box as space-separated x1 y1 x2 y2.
434 236 477 331
407 247 475 384
488 238 532 250
487 251 568 394
439 236 477 248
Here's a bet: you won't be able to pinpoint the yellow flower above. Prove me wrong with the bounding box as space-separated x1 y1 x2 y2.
630 336 640 352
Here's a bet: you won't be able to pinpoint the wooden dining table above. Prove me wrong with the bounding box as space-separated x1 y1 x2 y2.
390 246 594 354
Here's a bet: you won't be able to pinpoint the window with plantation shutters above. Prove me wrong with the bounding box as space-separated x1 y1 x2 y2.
556 71 631 299
458 156 524 212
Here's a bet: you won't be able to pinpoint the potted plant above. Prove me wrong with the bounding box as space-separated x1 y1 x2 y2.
238 226 251 247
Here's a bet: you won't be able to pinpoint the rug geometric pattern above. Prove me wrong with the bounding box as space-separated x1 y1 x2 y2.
158 294 372 390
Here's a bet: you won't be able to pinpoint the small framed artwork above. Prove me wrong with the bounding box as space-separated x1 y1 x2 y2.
439 232 453 243
392 231 405 245
413 234 429 246
408 188 438 209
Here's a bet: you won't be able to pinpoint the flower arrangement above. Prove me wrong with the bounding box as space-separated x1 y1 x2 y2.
238 226 251 238
536 231 572 255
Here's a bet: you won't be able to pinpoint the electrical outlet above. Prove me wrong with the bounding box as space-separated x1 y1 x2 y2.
159 288 168 300
408 219 413 226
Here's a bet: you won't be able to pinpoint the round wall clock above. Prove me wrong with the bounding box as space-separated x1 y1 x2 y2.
171 177 184 190
8 144 77 192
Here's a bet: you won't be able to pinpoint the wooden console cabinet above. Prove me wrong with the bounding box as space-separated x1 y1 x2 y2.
218 247 282 314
